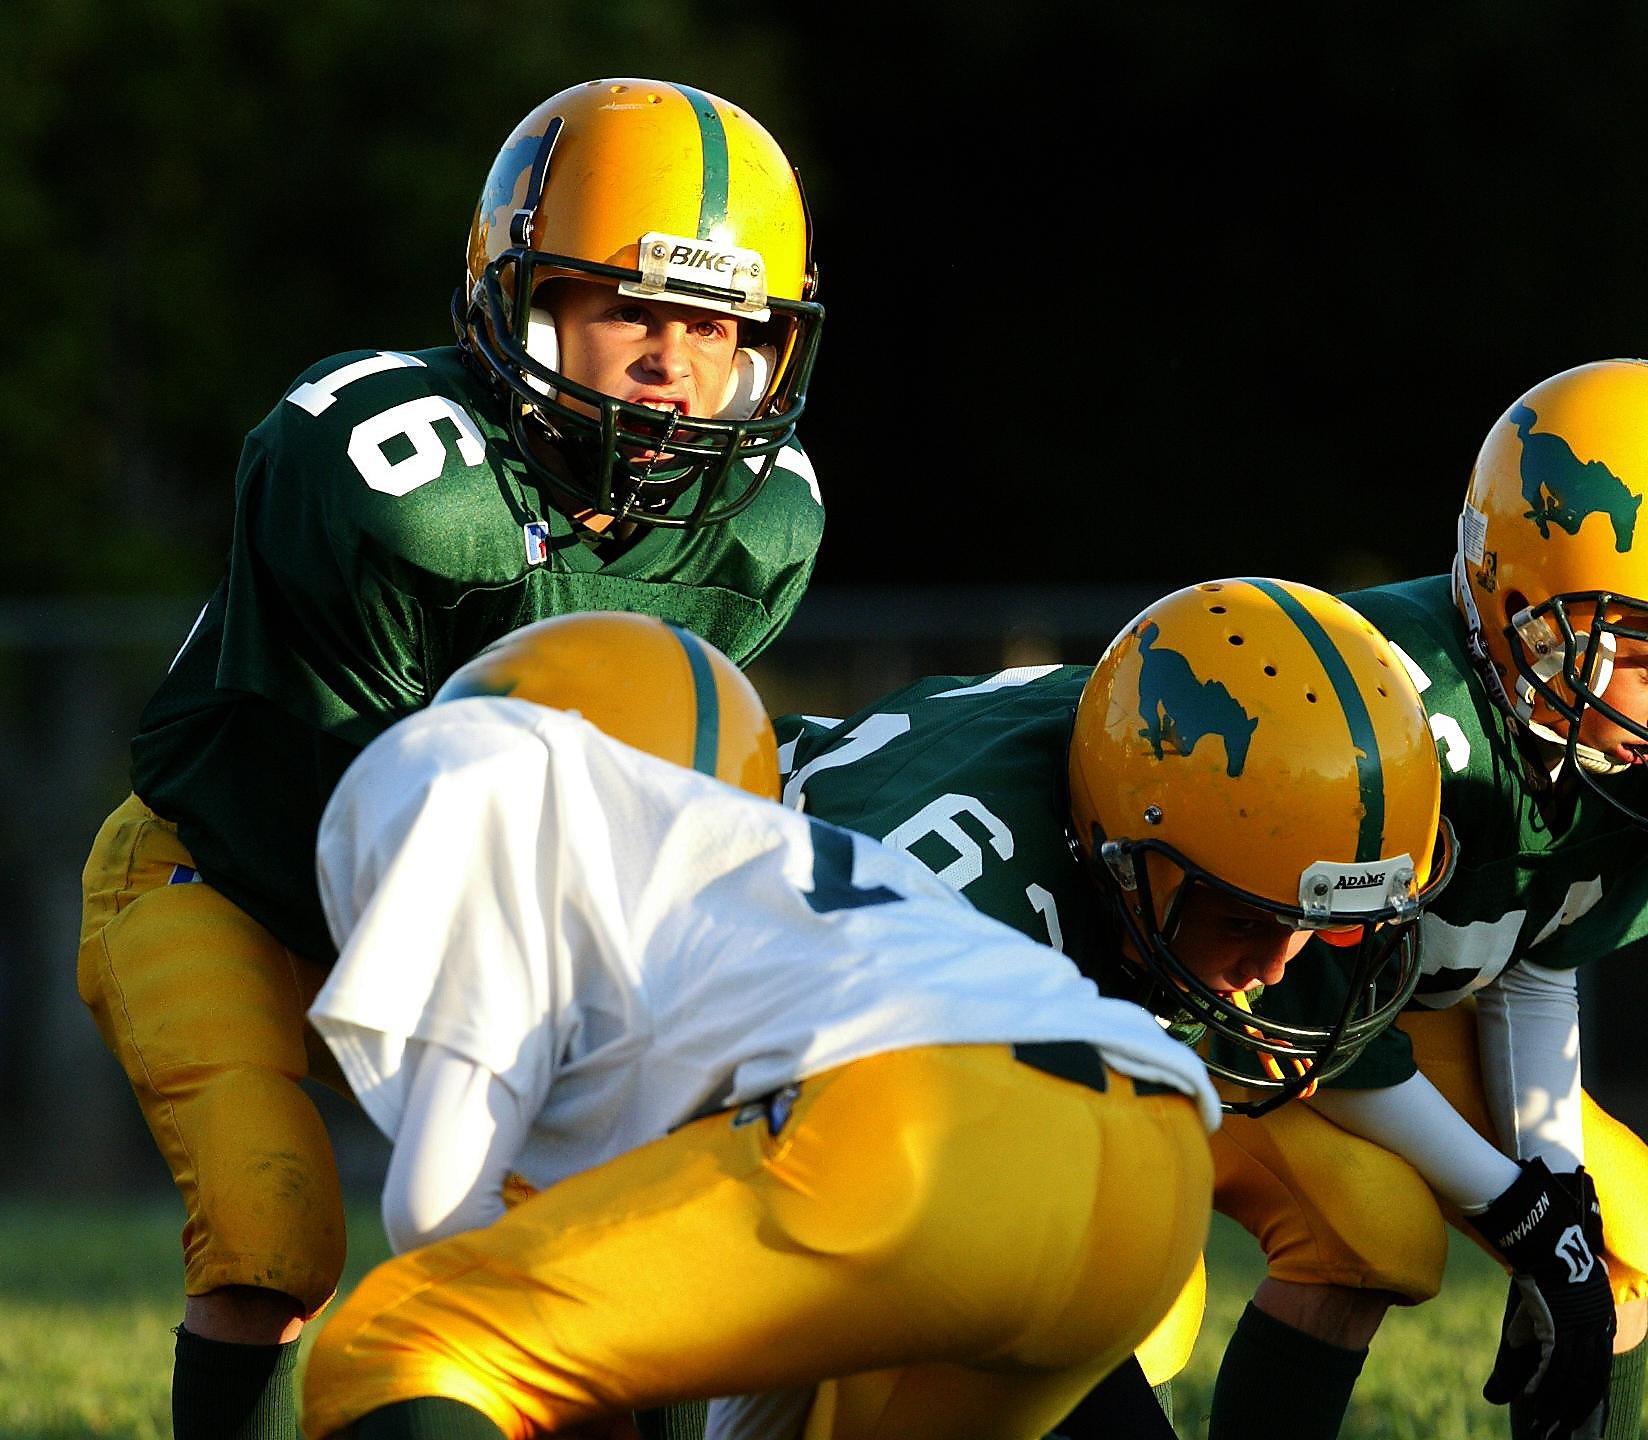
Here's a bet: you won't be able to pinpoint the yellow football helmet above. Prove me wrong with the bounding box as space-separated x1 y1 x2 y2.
1069 578 1455 1114
1454 359 1648 822
433 612 780 801
458 78 823 527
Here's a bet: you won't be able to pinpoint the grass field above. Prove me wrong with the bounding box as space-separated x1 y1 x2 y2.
0 1197 1637 1439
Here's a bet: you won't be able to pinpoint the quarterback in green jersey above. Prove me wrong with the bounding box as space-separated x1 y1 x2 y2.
779 578 1621 1440
77 78 824 1440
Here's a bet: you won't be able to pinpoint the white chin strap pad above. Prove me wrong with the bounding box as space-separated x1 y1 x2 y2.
525 308 559 398
524 309 773 421
715 345 776 420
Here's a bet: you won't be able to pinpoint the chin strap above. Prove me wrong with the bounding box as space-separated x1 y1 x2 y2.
1454 546 1520 718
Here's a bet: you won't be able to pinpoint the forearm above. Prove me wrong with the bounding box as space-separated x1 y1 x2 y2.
382 1040 532 1253
1309 1072 1521 1212
1474 960 1584 1174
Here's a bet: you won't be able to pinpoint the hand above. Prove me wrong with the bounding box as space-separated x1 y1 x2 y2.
1466 1160 1614 1439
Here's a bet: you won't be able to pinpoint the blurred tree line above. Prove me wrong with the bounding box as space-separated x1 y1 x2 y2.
5 1 1648 598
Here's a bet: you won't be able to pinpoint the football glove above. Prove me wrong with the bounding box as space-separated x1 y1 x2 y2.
1466 1159 1614 1440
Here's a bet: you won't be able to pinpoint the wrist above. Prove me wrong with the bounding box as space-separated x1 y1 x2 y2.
1467 1157 1566 1264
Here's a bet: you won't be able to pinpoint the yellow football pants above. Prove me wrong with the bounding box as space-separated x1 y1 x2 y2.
1132 1252 1207 1386
301 1044 1212 1440
1212 1084 1449 1304
77 793 348 1316
1209 1003 1648 1310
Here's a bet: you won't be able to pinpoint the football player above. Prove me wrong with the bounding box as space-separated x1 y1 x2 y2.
778 577 1623 1439
76 79 825 1439
296 612 1221 1440
1330 357 1648 1440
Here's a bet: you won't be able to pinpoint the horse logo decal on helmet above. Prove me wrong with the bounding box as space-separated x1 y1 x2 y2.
1514 403 1641 552
1135 622 1259 778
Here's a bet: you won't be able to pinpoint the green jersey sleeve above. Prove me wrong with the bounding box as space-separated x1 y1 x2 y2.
131 345 824 960
1345 574 1648 1008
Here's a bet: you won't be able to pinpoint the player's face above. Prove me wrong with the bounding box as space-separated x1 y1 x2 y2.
1168 888 1313 994
549 279 741 436
1528 600 1648 760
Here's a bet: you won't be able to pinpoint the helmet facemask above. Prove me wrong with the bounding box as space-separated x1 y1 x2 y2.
1083 821 1454 1118
1499 592 1648 822
461 248 820 527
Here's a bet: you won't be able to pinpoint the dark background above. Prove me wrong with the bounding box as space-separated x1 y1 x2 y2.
10 1 1648 599
3 1 1647 1188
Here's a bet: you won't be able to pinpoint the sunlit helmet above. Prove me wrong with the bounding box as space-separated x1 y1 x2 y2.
458 78 823 527
434 612 780 800
1068 578 1455 1115
1454 358 1648 823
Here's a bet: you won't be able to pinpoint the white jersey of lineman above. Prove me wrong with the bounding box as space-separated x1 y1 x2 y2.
310 698 1219 1194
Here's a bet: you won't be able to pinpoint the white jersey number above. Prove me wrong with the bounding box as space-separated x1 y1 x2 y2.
784 671 1066 949
1390 642 1471 774
286 351 487 496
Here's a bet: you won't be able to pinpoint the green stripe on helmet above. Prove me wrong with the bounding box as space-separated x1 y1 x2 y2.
667 623 720 776
1246 579 1385 862
669 83 730 237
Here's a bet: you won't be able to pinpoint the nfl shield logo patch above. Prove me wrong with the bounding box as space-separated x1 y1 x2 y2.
523 521 551 565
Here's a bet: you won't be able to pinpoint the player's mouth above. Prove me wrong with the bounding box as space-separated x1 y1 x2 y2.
634 395 687 419
618 397 688 462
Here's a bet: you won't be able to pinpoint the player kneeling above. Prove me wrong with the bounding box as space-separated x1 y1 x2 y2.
298 613 1220 1440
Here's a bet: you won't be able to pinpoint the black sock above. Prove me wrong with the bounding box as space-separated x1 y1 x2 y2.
354 1397 507 1439
171 1326 300 1440
636 1402 708 1439
1047 1354 1176 1439
1209 1302 1367 1440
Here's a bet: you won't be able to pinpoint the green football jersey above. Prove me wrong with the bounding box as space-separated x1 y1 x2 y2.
1345 573 1648 1006
779 665 1099 958
778 664 1415 1089
132 345 824 960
